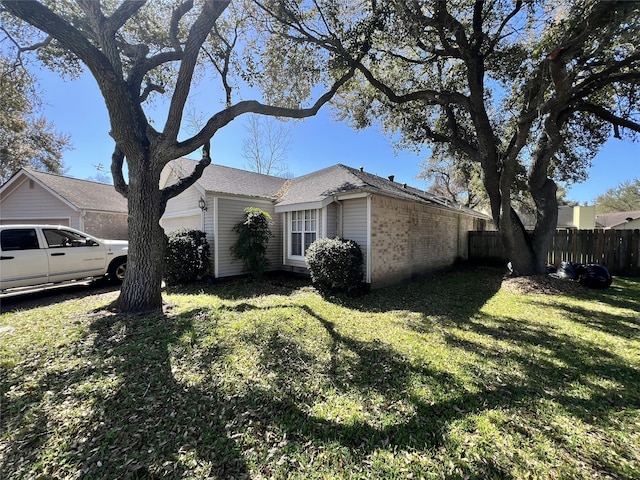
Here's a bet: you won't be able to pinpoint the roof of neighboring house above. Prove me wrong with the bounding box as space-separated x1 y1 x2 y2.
595 210 640 228
4 168 127 213
276 164 489 217
170 158 286 199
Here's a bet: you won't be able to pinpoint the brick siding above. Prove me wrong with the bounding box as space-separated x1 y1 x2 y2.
369 194 485 287
83 212 129 240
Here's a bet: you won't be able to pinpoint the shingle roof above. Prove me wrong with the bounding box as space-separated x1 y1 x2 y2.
595 210 640 228
23 168 127 213
276 164 488 217
170 159 287 199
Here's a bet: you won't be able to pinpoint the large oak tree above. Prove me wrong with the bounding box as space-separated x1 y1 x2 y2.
264 0 640 275
1 0 355 312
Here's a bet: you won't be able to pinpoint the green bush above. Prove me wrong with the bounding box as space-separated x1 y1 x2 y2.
164 228 210 285
231 207 273 280
305 237 364 295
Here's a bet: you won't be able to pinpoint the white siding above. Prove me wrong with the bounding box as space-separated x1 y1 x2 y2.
216 198 280 278
341 197 369 275
0 178 79 228
161 215 201 233
326 203 338 238
164 184 201 217
342 197 368 248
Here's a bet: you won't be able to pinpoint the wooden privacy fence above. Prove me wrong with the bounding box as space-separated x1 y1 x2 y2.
468 229 640 276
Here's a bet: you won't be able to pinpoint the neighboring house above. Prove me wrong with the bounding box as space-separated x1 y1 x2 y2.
557 205 596 230
519 205 597 230
0 167 128 240
161 159 492 288
595 210 640 230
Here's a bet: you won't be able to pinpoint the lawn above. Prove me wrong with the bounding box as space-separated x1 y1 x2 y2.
1 268 639 479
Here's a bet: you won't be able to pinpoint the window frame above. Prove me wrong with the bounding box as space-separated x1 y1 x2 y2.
289 209 317 258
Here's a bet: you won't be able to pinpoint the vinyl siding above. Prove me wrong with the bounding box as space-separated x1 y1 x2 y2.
163 185 201 217
326 203 338 238
341 197 368 275
216 197 280 278
0 177 79 228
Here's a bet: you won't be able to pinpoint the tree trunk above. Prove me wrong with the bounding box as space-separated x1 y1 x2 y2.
116 158 165 313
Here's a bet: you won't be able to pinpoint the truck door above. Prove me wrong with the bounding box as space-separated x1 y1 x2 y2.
0 228 49 289
42 228 107 283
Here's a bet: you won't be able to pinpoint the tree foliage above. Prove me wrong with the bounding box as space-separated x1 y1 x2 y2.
594 178 640 213
0 0 355 312
231 207 273 280
0 56 69 182
266 0 640 275
305 237 364 295
164 228 210 286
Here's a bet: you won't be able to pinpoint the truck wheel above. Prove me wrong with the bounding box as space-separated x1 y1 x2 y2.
108 258 127 283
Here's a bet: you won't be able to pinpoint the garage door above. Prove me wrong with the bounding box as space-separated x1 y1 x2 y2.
0 218 70 226
161 214 201 233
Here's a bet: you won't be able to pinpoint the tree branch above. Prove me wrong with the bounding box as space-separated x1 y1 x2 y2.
161 141 211 204
576 102 640 135
163 0 230 140
173 67 357 157
111 145 128 198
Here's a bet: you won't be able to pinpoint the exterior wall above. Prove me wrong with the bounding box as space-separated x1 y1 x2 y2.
0 177 79 228
573 206 596 230
326 202 338 238
341 197 369 279
164 184 202 218
83 211 129 239
369 194 482 288
216 197 281 278
612 218 640 230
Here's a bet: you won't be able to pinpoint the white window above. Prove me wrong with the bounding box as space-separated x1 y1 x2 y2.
291 209 316 257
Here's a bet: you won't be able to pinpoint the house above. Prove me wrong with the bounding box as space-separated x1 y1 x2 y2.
0 167 128 239
557 205 596 230
161 159 492 288
595 210 640 230
519 205 597 231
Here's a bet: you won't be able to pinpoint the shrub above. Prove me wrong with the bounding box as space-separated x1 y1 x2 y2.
164 228 210 285
305 237 364 294
231 207 273 280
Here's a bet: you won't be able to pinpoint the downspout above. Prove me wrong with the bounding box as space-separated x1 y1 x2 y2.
333 195 344 238
79 209 86 232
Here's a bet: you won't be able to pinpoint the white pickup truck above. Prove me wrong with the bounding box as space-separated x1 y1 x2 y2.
0 225 127 291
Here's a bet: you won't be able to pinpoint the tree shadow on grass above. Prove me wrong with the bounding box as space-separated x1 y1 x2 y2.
1 308 250 479
77 309 251 479
337 266 504 320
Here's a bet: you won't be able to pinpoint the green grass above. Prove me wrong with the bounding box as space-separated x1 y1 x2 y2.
1 268 639 479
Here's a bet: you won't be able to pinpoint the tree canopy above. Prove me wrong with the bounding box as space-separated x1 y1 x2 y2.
595 178 640 213
0 55 69 182
266 0 640 274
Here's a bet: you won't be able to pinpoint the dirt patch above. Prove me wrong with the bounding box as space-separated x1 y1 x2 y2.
500 274 587 295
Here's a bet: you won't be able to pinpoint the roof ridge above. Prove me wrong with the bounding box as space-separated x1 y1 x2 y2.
174 158 287 180
24 167 116 187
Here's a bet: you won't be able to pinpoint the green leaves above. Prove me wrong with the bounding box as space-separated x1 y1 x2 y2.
231 207 273 280
164 228 211 285
305 237 364 295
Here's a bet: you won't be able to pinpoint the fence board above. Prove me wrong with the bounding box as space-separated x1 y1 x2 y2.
468 229 640 276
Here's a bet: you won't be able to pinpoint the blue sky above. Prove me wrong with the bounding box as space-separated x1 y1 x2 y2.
35 67 638 205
